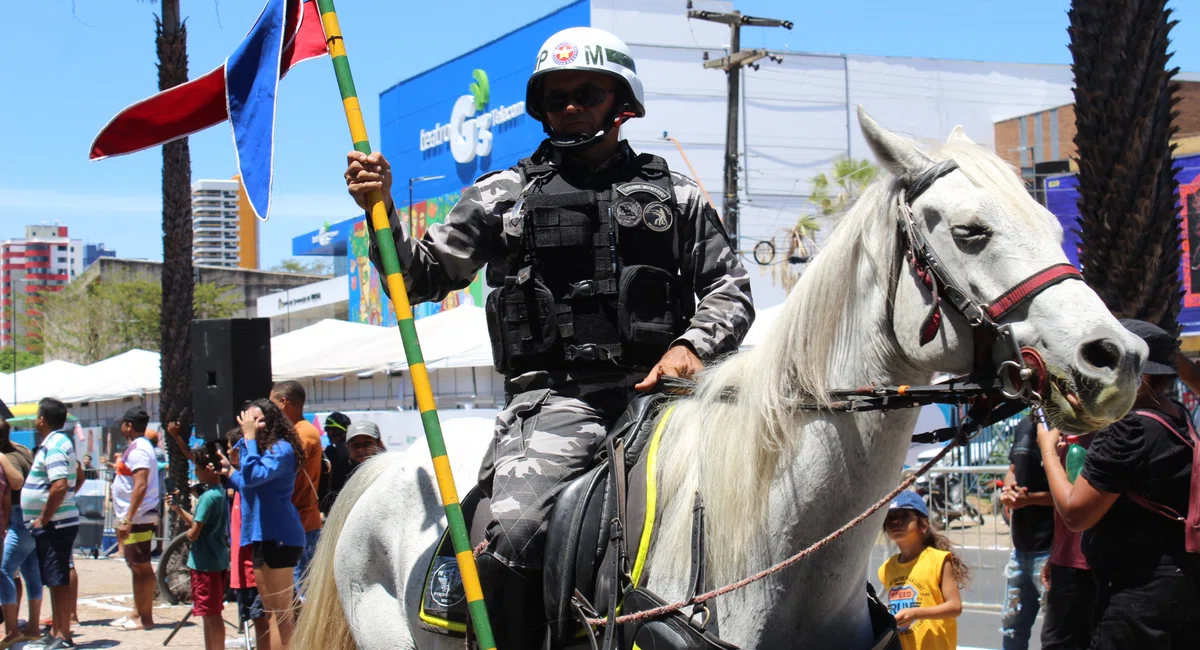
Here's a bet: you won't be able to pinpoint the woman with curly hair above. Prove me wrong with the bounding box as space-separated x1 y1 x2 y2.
220 398 305 649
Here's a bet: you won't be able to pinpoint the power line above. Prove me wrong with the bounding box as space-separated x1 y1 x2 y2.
686 1 793 248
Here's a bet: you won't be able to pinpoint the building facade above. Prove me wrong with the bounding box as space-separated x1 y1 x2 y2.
996 80 1200 175
191 178 260 269
1 225 84 349
83 243 116 269
233 174 260 269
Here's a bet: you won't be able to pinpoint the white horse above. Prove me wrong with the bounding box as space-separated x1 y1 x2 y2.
295 108 1146 650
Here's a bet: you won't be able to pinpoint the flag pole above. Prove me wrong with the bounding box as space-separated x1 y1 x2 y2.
314 2 496 647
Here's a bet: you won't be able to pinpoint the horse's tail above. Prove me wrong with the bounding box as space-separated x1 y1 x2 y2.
294 451 407 650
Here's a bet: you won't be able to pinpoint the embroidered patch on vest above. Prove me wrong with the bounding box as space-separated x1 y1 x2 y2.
642 202 673 232
616 181 671 202
613 199 643 228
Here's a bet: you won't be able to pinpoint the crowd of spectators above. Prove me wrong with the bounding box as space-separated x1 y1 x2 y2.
0 376 396 650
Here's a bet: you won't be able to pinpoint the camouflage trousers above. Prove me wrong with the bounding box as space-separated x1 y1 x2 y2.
478 374 641 571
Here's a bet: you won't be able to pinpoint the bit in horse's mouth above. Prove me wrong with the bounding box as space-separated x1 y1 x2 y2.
1045 371 1113 433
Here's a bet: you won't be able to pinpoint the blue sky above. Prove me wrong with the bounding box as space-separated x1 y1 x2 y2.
4 0 1200 269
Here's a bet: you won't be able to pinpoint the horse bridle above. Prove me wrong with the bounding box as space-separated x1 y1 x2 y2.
894 159 1083 404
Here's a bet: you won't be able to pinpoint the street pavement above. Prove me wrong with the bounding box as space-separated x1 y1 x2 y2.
960 607 1044 650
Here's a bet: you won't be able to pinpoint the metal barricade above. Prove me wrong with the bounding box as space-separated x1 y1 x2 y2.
76 467 172 558
871 464 1014 611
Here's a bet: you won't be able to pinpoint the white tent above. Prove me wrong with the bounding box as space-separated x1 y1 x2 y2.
271 306 494 380
271 319 398 380
0 360 85 405
402 306 493 371
13 307 496 405
54 349 161 404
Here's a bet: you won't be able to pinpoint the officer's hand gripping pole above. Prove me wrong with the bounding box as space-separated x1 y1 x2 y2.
316 3 497 647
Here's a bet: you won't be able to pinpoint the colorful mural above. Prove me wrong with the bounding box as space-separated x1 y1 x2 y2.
348 189 484 326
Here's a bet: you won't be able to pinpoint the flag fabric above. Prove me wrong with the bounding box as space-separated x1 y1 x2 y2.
89 0 328 221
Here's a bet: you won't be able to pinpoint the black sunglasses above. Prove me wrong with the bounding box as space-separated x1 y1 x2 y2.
543 84 613 113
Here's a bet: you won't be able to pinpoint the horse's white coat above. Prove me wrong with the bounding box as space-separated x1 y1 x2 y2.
294 109 1145 650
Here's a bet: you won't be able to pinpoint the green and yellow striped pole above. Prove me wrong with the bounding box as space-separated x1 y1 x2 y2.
315 2 496 647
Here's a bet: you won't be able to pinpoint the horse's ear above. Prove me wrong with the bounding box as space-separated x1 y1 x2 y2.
947 125 974 145
857 105 932 177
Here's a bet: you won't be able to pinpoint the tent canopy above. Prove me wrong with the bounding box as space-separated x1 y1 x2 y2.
13 299 792 407
8 307 497 406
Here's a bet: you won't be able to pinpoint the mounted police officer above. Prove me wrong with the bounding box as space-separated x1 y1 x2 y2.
345 26 754 647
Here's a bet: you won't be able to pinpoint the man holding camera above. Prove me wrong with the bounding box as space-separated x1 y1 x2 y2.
109 407 160 632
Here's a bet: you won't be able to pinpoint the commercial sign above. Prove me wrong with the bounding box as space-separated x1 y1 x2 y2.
293 215 357 257
379 0 589 197
358 1 587 324
256 276 349 318
418 69 528 164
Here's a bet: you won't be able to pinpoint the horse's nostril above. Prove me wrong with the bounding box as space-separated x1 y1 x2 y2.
1080 338 1122 372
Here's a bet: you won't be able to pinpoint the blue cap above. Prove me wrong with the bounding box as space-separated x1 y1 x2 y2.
888 491 929 518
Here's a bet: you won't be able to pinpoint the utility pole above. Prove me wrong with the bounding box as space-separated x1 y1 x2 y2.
688 2 791 249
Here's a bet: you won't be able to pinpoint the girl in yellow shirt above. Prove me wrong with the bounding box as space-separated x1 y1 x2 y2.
877 491 971 650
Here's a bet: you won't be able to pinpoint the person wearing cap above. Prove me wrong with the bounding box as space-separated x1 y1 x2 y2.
344 26 753 644
1038 319 1200 648
878 491 969 650
318 412 352 515
108 406 161 632
345 421 386 473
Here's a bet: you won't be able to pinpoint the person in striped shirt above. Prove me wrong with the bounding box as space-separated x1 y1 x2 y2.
22 398 78 650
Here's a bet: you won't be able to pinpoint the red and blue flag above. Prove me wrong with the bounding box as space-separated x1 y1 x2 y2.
90 0 327 221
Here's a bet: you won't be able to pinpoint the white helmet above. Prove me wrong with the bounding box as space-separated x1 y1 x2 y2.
525 27 645 143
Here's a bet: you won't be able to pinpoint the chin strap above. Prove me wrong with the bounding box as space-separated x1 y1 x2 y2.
546 106 637 150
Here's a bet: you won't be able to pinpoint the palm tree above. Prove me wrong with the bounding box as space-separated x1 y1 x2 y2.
145 0 195 525
810 156 877 217
1071 0 1183 333
769 157 876 292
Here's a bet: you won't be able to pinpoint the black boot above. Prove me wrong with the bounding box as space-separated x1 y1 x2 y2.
476 551 547 649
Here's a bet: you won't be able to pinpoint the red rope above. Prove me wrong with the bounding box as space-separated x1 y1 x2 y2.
586 438 960 627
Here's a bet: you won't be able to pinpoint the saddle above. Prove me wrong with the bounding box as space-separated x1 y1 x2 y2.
417 391 901 650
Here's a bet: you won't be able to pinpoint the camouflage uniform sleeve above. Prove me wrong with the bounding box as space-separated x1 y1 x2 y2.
365 171 520 304
672 174 755 360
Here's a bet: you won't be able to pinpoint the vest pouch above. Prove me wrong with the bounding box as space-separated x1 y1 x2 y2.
618 265 683 349
485 276 560 374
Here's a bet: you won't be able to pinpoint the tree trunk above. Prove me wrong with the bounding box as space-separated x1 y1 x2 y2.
156 0 195 528
1071 0 1184 334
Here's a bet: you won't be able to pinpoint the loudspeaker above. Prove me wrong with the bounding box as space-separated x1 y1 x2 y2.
190 318 272 442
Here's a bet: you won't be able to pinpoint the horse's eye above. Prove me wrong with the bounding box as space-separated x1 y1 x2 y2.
950 224 990 251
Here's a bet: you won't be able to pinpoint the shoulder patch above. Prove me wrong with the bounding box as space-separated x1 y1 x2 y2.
616 181 671 202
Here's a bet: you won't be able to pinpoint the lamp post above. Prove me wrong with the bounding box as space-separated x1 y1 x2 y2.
408 175 446 236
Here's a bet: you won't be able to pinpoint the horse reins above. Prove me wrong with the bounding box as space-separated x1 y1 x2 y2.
585 159 1087 630
893 159 1082 403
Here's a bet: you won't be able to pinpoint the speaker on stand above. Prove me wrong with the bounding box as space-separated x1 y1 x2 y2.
190 318 273 442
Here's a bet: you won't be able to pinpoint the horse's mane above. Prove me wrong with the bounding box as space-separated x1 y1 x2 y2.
650 135 1040 585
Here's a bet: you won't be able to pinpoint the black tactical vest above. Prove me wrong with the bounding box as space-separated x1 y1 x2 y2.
484 150 695 375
